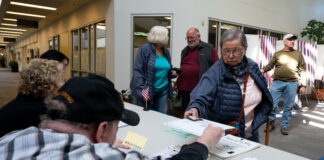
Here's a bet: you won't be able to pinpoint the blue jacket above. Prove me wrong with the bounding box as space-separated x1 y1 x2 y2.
130 43 173 105
187 57 273 137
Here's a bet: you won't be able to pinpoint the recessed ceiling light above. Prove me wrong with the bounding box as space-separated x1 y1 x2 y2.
10 1 57 11
0 30 23 34
0 27 27 31
0 36 18 38
1 23 18 27
3 18 17 22
0 33 20 37
6 11 46 18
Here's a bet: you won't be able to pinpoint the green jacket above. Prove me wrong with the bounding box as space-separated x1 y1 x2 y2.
263 49 306 85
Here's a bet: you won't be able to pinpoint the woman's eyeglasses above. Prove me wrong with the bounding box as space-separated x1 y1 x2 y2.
222 48 244 56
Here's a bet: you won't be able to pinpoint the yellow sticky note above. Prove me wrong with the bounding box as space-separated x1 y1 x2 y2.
123 131 147 151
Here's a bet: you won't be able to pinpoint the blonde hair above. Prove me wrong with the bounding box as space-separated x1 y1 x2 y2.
18 58 63 98
147 26 169 45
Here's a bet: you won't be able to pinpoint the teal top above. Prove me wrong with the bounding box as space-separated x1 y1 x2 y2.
153 54 171 93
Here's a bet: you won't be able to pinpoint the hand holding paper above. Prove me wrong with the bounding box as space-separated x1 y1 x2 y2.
197 125 224 149
184 108 199 118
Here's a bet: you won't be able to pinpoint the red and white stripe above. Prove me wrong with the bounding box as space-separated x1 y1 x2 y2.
142 87 149 101
259 35 277 88
297 40 318 87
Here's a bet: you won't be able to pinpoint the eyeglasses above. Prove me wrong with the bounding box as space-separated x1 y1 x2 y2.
222 48 244 56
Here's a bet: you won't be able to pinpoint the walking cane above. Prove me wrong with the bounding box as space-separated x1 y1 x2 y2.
265 117 270 146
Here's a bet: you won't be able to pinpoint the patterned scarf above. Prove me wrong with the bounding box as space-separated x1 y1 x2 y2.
225 56 248 84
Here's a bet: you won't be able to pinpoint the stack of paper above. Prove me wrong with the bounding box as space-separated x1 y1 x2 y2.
210 134 261 159
164 118 234 136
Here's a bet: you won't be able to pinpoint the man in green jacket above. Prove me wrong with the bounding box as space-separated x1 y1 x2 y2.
261 34 306 135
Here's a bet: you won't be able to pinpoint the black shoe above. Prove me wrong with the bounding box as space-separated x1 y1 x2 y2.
281 127 289 135
264 121 275 132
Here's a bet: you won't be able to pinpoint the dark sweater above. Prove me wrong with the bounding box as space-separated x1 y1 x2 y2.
0 93 47 137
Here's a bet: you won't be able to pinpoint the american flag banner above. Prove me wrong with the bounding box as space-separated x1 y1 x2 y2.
142 87 150 101
259 35 277 88
297 40 318 87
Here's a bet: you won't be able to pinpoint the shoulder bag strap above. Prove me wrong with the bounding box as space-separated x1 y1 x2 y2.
237 65 249 123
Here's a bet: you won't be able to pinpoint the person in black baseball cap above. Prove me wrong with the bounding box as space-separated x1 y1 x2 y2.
47 74 140 126
0 74 224 159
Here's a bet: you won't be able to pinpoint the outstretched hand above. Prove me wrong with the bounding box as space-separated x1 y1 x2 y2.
196 125 224 149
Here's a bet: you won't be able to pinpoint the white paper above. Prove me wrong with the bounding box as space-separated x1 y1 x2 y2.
150 145 181 159
164 118 234 136
210 134 261 158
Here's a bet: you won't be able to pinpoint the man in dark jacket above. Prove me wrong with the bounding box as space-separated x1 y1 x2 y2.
175 28 219 115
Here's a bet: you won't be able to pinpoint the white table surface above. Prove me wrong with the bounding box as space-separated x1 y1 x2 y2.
117 103 310 160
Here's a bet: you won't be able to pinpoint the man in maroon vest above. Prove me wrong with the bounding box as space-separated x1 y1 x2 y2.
175 28 219 116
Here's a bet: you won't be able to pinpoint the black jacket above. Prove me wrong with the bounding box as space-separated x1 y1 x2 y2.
188 57 273 137
0 93 47 137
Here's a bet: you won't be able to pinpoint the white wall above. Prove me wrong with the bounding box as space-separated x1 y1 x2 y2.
316 45 324 79
315 0 324 21
245 35 260 62
114 0 321 90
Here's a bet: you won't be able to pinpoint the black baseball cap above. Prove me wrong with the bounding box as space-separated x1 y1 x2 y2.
48 74 140 126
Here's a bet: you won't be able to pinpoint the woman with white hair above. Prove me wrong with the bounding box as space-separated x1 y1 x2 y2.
131 26 175 113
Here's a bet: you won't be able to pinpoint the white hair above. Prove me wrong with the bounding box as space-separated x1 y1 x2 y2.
147 26 169 45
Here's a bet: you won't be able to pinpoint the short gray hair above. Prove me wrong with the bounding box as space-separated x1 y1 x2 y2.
220 29 247 49
193 28 200 36
41 99 92 129
147 26 169 45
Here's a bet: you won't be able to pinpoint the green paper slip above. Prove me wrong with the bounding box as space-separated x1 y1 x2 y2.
165 129 194 138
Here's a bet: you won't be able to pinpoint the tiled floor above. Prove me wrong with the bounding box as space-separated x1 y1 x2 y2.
0 68 19 107
0 67 323 159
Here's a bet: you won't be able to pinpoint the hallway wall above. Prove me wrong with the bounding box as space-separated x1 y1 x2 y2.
113 0 322 90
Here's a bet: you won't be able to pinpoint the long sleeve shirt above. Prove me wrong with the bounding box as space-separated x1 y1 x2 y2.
0 127 209 160
262 49 306 86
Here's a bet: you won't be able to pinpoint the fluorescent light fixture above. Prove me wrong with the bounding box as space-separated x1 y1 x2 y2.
1 23 17 27
0 30 23 34
0 33 20 37
0 42 9 43
164 17 171 20
3 18 17 22
0 36 17 38
165 26 171 29
6 11 46 18
10 1 57 11
0 27 27 31
0 44 7 46
212 25 218 28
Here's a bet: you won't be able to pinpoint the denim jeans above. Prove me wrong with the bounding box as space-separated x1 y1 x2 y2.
269 80 298 128
136 87 168 114
152 88 169 114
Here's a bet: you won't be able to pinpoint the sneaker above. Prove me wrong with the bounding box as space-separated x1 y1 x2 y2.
264 121 275 132
280 127 289 135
